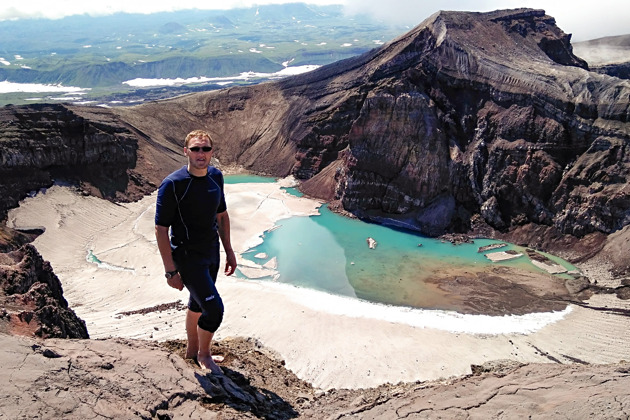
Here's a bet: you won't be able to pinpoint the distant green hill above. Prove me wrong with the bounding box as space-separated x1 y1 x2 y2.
0 4 410 105
0 56 283 87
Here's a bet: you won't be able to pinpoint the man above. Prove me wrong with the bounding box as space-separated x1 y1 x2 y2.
155 129 237 374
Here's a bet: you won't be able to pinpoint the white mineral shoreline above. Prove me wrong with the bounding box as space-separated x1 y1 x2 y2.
7 180 630 390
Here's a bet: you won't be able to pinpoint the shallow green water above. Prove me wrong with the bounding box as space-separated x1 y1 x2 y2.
280 186 303 197
226 175 578 311
241 205 578 310
224 174 279 184
224 173 303 196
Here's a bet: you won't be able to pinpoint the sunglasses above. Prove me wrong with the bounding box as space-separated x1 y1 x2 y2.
188 146 212 152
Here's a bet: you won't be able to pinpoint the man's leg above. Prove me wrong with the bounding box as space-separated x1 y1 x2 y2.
181 251 223 373
185 309 224 362
197 326 222 374
185 309 201 359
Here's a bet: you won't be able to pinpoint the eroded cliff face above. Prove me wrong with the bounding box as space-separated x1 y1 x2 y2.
1 9 628 241
323 9 629 237
112 9 629 240
0 103 160 220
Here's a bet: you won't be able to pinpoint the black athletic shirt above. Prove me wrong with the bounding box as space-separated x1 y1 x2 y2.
155 166 227 255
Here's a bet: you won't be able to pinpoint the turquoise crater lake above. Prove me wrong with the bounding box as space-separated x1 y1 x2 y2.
226 175 578 312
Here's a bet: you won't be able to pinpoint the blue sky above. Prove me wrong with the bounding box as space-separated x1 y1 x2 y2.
0 0 628 41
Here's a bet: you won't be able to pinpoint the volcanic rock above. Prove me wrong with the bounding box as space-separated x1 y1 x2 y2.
0 9 630 419
0 103 161 220
1 9 629 242
1 333 629 419
111 8 629 239
0 243 88 339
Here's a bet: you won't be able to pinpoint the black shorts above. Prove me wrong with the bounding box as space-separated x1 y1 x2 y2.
173 246 223 320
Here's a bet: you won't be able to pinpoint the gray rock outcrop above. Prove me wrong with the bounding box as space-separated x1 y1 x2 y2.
0 243 88 339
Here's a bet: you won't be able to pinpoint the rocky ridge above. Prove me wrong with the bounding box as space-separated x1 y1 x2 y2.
0 240 88 339
0 9 628 246
1 8 630 419
110 8 629 242
0 103 165 220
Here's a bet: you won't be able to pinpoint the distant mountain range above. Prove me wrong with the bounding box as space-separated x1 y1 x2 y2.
1 5 628 107
573 34 630 79
2 8 628 249
0 4 410 105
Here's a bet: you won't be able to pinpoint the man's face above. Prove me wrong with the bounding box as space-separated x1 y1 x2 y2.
184 136 213 173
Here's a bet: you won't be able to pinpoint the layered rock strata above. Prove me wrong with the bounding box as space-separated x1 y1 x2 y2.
113 8 629 239
1 10 628 240
0 10 628 246
0 9 629 418
0 103 162 220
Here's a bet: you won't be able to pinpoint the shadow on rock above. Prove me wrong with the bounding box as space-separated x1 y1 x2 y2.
195 368 299 419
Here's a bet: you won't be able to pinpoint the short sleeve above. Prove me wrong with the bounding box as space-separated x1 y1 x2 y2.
155 178 176 227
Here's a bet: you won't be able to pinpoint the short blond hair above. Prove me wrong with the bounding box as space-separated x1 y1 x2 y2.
184 130 213 147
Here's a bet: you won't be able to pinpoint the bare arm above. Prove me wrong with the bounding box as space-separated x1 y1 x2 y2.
155 225 183 290
216 210 237 276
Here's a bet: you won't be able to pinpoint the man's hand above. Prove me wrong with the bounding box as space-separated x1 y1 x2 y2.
167 273 184 291
224 249 237 276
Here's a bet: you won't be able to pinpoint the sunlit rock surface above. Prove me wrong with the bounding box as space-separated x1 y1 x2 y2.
114 9 629 238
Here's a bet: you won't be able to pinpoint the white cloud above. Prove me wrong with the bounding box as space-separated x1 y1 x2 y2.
0 0 340 20
122 65 319 87
0 81 90 93
342 0 630 41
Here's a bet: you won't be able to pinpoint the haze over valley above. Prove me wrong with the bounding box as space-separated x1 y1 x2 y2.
0 4 410 106
1 2 629 106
